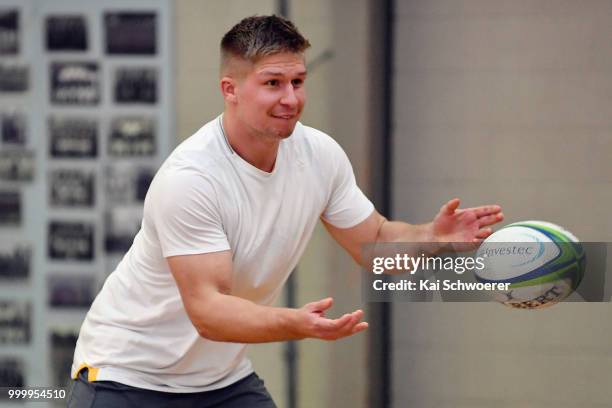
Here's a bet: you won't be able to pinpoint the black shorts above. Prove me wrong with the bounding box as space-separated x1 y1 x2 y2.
67 369 277 408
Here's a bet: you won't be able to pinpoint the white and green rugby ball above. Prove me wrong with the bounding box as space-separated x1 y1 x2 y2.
475 221 586 309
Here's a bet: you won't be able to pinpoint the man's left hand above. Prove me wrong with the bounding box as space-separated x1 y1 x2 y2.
430 198 504 251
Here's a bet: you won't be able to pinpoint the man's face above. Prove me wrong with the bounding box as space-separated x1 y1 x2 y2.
232 52 307 139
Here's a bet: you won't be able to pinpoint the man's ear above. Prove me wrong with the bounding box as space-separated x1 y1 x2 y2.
220 76 238 103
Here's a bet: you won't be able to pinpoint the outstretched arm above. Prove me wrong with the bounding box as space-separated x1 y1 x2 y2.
168 251 368 343
322 198 504 265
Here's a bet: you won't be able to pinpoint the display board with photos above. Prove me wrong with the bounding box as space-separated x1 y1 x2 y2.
0 0 173 397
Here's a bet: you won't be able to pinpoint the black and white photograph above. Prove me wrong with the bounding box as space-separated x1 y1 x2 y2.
48 274 96 308
1 111 26 145
48 221 94 261
105 12 156 55
0 63 28 92
49 169 95 207
0 358 24 390
0 149 34 181
104 207 142 254
49 117 98 158
135 167 155 201
105 165 155 204
0 190 20 226
109 116 156 156
50 62 100 105
0 9 18 55
0 301 30 345
46 15 88 52
114 67 157 104
104 164 132 204
0 243 30 280
50 329 78 389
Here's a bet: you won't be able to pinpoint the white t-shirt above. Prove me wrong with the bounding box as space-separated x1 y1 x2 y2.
71 115 374 392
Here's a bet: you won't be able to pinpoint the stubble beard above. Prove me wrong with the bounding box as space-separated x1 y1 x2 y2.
261 117 299 141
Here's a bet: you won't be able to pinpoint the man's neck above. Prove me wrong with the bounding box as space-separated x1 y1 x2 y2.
222 113 280 173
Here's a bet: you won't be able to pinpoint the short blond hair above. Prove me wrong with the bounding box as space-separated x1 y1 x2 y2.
220 15 310 70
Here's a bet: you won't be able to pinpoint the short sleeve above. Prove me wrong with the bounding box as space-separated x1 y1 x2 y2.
150 170 230 257
321 139 374 228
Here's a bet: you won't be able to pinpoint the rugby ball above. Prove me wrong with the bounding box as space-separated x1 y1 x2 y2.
475 221 586 309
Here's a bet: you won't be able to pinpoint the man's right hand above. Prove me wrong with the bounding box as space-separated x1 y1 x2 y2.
296 297 368 341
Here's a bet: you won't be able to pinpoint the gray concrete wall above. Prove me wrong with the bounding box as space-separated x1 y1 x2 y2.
391 1 612 407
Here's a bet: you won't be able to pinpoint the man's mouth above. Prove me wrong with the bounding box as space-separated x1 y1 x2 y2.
271 114 297 120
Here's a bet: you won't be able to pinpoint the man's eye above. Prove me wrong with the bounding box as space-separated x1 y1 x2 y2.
266 80 279 86
292 79 303 87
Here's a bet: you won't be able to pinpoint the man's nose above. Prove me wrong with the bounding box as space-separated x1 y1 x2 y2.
280 84 299 107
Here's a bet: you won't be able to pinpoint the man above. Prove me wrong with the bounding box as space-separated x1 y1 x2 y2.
68 15 503 407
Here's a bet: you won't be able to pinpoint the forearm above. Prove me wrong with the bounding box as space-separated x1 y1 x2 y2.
376 219 442 256
170 252 366 344
376 219 431 243
190 291 303 343
329 199 502 270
